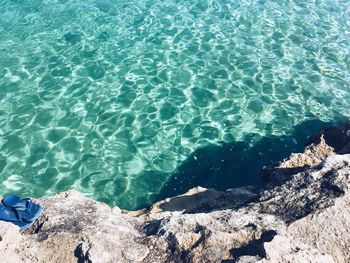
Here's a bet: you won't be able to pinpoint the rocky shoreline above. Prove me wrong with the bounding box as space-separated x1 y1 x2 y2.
1 121 350 262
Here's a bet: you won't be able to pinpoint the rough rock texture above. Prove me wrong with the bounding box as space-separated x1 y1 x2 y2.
278 135 334 169
0 122 350 263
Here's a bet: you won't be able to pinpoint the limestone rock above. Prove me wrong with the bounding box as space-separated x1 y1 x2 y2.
278 135 334 169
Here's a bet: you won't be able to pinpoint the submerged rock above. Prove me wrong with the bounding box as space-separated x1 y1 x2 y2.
0 123 350 262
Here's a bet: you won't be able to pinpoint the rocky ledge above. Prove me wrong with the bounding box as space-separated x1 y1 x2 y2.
1 121 350 263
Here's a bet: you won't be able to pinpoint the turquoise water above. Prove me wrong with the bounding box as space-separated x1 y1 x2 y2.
0 0 350 209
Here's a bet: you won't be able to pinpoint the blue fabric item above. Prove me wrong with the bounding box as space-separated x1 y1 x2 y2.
2 194 31 211
0 204 32 230
1 194 43 230
0 204 21 222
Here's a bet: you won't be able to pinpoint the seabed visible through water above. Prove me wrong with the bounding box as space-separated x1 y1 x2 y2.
0 0 350 209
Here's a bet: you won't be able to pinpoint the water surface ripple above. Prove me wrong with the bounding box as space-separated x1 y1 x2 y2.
0 0 350 209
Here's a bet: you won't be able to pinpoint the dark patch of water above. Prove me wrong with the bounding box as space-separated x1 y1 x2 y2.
149 117 346 207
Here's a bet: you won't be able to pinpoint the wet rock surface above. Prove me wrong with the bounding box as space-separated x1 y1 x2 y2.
0 122 350 262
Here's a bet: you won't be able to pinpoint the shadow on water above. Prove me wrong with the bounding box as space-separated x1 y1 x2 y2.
150 117 346 205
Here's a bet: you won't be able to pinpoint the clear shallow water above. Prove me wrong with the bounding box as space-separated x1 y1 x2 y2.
0 0 350 209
